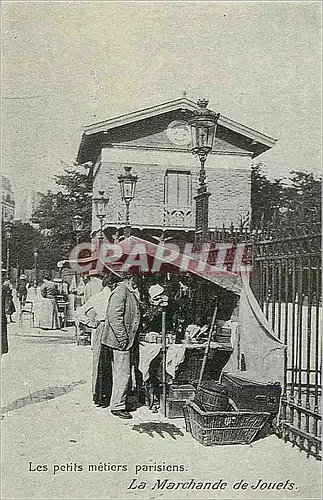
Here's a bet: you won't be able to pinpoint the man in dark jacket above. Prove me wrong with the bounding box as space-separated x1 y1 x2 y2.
2 281 9 354
101 274 141 419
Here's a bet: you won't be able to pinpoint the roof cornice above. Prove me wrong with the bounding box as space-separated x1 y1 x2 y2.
84 97 197 134
83 97 277 148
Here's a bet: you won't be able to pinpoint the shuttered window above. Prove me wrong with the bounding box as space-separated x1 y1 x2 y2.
164 170 192 206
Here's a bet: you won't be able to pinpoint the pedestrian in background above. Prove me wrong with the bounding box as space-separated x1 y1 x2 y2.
3 278 16 323
37 273 59 329
2 277 10 354
17 275 28 308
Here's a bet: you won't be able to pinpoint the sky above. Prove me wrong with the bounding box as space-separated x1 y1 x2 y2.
2 1 322 216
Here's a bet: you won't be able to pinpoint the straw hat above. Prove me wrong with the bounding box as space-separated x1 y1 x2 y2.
148 284 165 300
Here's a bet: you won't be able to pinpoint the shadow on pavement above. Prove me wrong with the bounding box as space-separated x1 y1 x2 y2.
1 380 87 414
24 336 76 344
131 421 184 439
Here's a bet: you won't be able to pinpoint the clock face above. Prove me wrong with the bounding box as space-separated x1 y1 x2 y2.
166 121 191 146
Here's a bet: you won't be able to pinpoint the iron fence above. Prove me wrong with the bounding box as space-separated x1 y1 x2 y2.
252 231 322 460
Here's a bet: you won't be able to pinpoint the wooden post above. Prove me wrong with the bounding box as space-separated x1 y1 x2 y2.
161 307 167 416
197 297 218 389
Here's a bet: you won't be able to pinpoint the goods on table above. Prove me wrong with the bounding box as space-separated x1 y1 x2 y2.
214 320 232 345
139 332 176 344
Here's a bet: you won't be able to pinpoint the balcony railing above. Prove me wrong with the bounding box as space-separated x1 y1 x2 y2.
163 205 193 227
104 204 194 229
99 204 250 231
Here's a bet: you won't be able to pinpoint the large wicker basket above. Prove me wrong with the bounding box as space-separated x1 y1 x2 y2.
183 401 270 446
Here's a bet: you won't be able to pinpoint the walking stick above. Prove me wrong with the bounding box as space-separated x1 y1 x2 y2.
161 307 167 416
197 297 218 390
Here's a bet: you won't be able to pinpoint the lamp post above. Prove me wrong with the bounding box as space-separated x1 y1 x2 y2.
72 214 84 245
5 221 12 279
118 166 138 238
189 99 220 244
93 190 109 241
33 250 38 284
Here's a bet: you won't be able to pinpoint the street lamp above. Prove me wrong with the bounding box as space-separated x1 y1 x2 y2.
72 214 84 245
189 99 220 243
4 221 12 278
93 190 109 240
33 250 38 284
118 166 138 238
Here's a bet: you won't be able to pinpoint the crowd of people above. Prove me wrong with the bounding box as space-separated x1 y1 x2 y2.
1 268 168 421
74 270 167 420
2 266 238 421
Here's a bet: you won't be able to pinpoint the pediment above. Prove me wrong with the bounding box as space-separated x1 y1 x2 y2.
77 97 277 164
113 127 249 155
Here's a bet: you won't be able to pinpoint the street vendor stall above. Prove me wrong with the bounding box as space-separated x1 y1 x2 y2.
61 235 285 421
63 237 238 413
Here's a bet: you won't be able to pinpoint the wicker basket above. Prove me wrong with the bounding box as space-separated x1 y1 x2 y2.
183 401 270 446
195 381 229 411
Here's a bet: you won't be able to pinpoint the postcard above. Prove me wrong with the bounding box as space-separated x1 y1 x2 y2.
1 2 321 499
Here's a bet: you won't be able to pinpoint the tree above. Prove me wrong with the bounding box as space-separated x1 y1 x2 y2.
251 164 321 230
32 166 92 270
281 171 321 225
251 163 284 228
1 221 42 275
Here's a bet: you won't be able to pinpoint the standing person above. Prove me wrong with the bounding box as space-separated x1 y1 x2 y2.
37 274 59 329
2 278 10 354
99 273 141 419
2 279 16 323
84 270 103 302
17 275 28 308
75 272 120 407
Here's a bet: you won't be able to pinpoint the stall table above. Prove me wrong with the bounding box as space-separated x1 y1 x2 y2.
138 341 233 415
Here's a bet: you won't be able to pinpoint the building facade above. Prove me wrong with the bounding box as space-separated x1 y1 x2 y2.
1 176 15 222
77 97 276 240
18 190 43 224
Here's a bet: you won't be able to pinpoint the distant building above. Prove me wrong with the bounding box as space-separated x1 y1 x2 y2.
76 97 277 241
18 190 43 223
1 176 15 222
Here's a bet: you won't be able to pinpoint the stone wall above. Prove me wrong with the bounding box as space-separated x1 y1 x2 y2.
92 148 252 232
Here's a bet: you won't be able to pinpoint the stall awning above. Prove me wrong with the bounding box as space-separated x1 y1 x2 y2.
58 235 242 294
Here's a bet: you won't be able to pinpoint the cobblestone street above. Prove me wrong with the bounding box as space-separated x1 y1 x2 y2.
1 321 321 500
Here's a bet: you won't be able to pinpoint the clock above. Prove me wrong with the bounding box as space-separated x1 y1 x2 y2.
166 120 191 146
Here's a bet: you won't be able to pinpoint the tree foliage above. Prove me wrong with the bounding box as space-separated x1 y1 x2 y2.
251 164 321 230
1 221 42 272
32 167 92 270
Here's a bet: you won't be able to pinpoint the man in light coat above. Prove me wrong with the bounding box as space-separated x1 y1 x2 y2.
101 274 141 419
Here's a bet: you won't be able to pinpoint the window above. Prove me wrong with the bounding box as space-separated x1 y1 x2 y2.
164 170 192 207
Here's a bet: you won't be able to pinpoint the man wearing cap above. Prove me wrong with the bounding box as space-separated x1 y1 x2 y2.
100 273 141 419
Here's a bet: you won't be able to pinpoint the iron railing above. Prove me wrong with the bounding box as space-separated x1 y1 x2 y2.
252 231 322 460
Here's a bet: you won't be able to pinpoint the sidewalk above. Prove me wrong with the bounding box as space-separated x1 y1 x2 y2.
1 322 321 500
